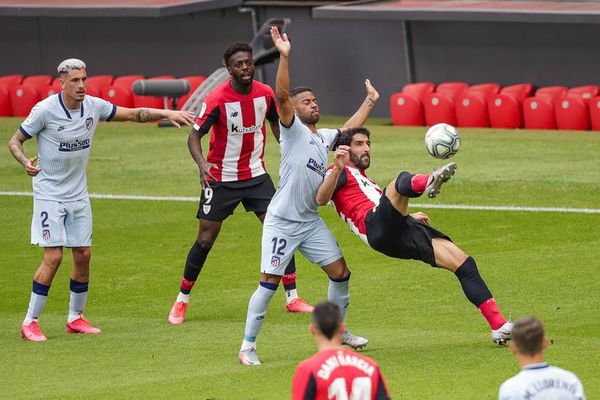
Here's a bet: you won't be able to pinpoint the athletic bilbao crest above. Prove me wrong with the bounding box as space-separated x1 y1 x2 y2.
85 117 93 130
271 256 281 267
42 229 51 241
202 204 211 215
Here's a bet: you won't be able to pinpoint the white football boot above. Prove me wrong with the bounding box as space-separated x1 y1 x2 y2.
492 321 513 345
426 162 457 198
239 347 261 366
342 330 369 350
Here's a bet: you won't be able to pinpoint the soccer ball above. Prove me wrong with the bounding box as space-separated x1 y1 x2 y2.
424 123 461 159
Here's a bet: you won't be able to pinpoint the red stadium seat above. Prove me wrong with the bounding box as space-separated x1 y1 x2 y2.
455 83 499 127
554 97 590 130
535 86 568 103
0 74 24 91
499 83 534 102
113 75 144 91
588 96 600 131
402 82 435 101
49 77 62 95
567 85 599 103
85 86 101 98
178 75 207 108
435 82 469 100
456 93 489 127
390 93 425 126
523 97 556 130
488 83 533 129
10 85 41 116
22 75 53 93
0 84 12 116
423 92 457 126
132 75 175 109
87 75 115 93
101 85 134 108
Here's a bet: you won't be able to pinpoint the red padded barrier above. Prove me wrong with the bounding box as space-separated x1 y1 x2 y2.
101 85 134 108
0 84 12 116
588 96 600 130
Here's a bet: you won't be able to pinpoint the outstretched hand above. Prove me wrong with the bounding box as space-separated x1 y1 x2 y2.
411 211 431 225
365 79 379 103
270 26 290 57
166 110 195 128
198 160 217 189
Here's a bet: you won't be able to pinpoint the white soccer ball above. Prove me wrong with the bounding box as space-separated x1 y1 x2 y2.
424 123 461 159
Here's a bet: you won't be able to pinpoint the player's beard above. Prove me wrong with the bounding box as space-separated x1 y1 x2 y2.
350 152 370 169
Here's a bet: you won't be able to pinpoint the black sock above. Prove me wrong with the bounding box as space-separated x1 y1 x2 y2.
180 241 210 294
282 256 297 291
395 171 421 197
454 256 493 307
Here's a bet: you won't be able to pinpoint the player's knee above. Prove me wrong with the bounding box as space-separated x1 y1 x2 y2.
74 247 92 263
197 236 215 250
43 252 63 269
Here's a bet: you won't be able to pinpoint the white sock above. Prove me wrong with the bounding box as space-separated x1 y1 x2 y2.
24 291 48 325
68 312 82 323
285 289 298 304
176 292 190 303
241 339 256 352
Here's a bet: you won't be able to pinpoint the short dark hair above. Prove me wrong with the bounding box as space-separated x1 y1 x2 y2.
223 42 253 66
333 127 371 150
312 301 342 340
290 86 313 98
512 316 545 356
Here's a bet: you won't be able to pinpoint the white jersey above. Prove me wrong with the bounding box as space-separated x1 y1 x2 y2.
267 115 339 222
499 363 586 400
19 93 116 201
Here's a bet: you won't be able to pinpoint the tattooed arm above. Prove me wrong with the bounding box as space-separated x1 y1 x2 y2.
112 107 195 128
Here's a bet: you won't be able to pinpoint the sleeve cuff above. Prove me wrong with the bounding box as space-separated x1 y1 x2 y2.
19 125 32 139
105 105 117 122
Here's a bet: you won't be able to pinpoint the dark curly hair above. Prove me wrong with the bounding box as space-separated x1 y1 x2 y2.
333 127 371 150
223 42 253 67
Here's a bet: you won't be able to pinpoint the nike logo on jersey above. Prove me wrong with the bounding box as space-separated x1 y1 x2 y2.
57 126 65 131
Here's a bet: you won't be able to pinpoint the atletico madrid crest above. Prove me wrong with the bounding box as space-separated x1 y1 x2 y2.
271 256 281 267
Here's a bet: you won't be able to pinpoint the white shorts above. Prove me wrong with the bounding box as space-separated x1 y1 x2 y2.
261 212 343 276
31 198 93 247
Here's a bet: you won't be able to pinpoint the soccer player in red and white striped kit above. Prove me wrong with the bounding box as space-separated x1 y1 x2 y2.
168 42 313 324
316 127 513 344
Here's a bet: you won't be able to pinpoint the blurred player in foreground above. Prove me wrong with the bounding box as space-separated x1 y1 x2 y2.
292 301 391 400
499 316 586 400
316 127 513 344
8 58 194 341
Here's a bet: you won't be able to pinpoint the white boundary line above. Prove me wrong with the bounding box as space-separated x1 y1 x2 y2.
2 191 599 214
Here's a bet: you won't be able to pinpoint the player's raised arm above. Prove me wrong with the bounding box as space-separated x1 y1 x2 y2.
341 79 380 130
270 26 294 127
111 107 195 128
316 145 349 206
7 130 41 176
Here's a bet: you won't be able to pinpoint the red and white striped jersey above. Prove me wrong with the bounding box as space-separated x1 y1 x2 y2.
292 348 390 400
327 165 382 242
192 79 278 182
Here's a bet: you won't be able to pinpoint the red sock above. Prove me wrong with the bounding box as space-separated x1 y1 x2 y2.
479 298 507 330
282 272 296 286
180 277 196 293
411 174 430 193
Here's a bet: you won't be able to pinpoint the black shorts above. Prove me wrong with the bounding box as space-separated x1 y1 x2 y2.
196 174 275 222
365 192 451 267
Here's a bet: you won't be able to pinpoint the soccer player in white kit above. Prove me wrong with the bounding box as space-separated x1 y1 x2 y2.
238 27 379 365
499 316 586 400
8 58 194 341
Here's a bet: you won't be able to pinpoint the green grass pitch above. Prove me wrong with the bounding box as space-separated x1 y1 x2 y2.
1 116 599 399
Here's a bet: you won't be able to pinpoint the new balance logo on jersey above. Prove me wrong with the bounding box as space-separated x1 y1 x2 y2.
58 139 91 152
306 158 326 177
230 111 238 118
230 123 262 135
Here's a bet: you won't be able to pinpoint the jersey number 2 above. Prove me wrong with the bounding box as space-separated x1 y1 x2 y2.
328 377 372 400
